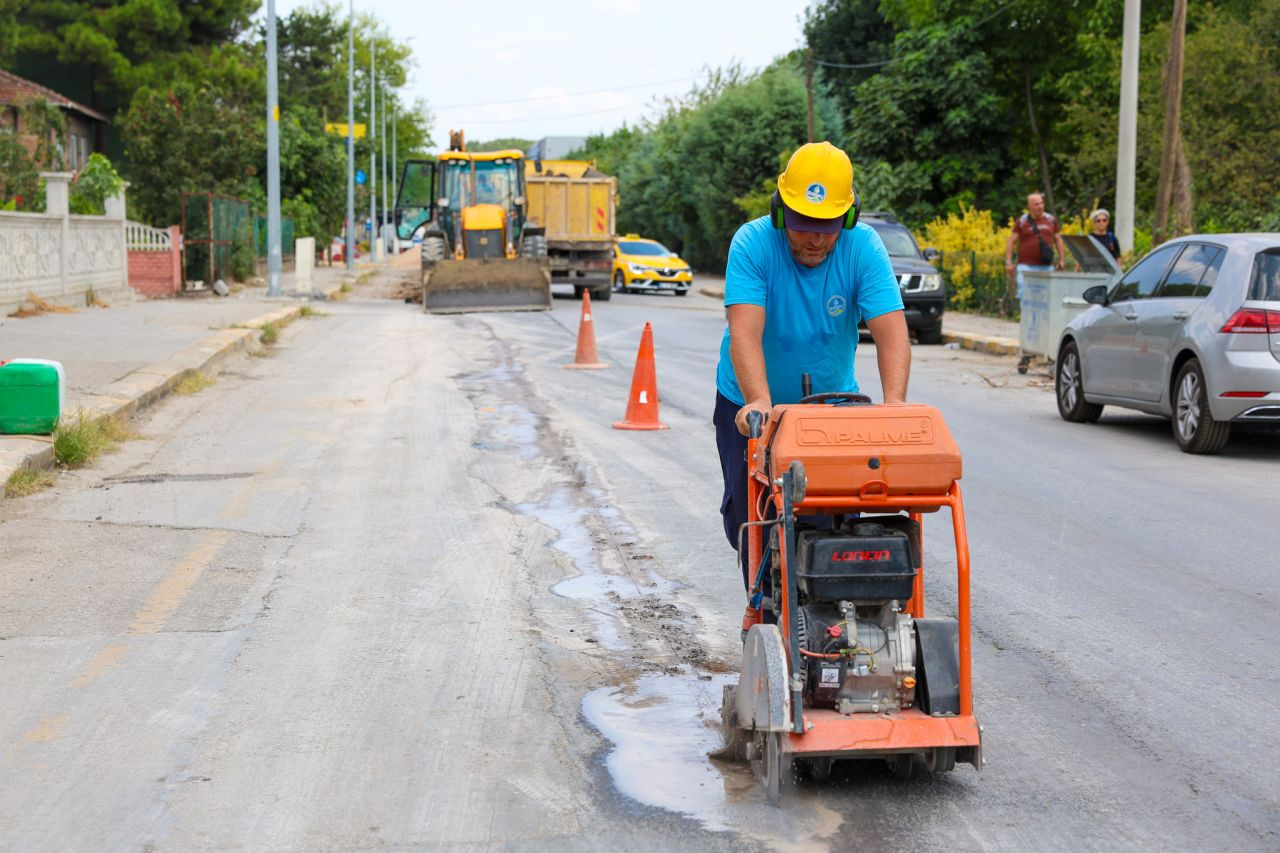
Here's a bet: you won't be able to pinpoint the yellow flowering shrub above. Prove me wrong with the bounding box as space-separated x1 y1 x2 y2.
914 205 1010 310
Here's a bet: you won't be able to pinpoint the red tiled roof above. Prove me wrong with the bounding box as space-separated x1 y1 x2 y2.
0 68 109 123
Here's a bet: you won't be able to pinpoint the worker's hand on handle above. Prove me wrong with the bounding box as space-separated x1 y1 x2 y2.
735 399 771 437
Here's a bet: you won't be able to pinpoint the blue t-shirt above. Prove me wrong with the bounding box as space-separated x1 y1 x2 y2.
715 217 903 405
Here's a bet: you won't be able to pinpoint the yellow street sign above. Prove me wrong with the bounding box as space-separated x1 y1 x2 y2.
325 122 367 138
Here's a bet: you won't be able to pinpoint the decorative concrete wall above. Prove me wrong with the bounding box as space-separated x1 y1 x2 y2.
0 172 133 313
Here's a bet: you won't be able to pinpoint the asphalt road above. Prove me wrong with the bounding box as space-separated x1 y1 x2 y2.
2 271 1277 851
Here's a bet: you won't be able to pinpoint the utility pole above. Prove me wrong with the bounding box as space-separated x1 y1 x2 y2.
805 48 815 143
1153 0 1188 245
265 0 282 296
369 38 378 261
345 0 354 269
391 98 398 253
1115 0 1140 254
381 68 388 256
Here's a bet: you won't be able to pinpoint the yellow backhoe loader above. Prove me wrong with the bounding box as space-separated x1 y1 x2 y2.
393 130 550 313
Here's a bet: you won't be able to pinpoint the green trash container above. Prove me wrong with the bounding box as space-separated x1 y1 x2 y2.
0 359 65 434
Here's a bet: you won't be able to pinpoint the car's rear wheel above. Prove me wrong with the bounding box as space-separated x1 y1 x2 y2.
1056 341 1104 423
1173 359 1231 454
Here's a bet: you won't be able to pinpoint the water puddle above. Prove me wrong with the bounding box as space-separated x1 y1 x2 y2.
583 669 844 848
459 363 541 460
516 483 679 653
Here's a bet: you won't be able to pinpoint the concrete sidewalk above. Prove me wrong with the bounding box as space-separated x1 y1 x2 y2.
0 260 383 498
695 279 1020 355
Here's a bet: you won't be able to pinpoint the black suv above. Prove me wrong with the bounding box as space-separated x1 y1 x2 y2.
862 212 946 344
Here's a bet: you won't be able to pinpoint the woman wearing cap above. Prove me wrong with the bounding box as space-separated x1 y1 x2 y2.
1090 209 1121 259
713 141 910 591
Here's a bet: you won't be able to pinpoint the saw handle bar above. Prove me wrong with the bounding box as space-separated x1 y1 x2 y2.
747 410 765 439
798 391 873 406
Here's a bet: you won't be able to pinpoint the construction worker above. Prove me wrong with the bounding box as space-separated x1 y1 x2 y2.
714 141 911 592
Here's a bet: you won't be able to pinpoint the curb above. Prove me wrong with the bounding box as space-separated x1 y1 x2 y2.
941 331 1020 356
0 304 303 501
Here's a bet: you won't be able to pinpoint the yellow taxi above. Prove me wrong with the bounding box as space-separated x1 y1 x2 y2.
612 234 693 296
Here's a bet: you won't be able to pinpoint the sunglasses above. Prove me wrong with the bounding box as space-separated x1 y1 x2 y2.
1093 216 1109 222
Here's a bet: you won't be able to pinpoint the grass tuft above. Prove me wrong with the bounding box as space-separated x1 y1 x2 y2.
259 322 280 346
8 292 77 318
299 305 327 318
5 468 56 498
174 371 215 395
53 412 136 468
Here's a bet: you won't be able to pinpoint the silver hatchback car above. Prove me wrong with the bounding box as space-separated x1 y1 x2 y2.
1055 234 1280 453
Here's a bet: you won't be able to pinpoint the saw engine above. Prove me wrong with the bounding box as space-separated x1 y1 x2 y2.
791 517 921 715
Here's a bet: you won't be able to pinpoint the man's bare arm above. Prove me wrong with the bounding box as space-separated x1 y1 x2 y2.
727 303 771 435
865 310 911 404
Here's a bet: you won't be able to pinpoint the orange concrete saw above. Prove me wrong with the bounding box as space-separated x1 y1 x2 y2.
712 392 982 802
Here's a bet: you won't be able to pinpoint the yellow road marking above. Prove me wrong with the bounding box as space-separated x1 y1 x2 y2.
70 643 131 689
21 715 68 743
124 530 231 637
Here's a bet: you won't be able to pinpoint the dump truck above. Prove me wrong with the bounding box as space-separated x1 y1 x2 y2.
524 159 617 301
393 131 550 314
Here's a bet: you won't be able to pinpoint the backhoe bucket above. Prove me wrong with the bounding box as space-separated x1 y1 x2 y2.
422 257 551 314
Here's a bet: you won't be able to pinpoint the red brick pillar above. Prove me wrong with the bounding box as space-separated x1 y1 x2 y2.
169 225 182 290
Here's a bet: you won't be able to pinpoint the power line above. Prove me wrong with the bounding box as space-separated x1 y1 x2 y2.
432 75 697 110
451 102 644 125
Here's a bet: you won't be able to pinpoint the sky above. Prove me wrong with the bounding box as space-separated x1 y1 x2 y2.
272 0 816 151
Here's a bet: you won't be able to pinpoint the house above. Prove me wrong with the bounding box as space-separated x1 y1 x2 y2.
0 68 108 173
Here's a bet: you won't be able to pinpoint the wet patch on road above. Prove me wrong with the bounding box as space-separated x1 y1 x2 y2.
582 669 843 849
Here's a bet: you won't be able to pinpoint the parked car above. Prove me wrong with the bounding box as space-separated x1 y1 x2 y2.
861 212 946 344
1055 233 1280 453
612 235 693 296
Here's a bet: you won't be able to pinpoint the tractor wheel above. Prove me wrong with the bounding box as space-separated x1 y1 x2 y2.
519 235 547 259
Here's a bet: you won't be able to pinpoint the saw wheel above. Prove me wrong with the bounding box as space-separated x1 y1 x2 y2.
752 731 794 805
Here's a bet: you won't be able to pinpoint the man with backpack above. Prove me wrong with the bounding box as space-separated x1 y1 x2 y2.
1004 192 1067 298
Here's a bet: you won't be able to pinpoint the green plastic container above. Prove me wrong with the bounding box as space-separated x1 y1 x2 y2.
0 359 65 435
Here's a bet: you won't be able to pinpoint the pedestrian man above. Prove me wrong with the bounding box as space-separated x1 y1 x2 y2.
1089 208 1121 259
713 141 910 591
1004 192 1067 298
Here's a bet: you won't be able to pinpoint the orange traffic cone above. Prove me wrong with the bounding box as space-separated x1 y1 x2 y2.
613 322 668 431
563 289 608 370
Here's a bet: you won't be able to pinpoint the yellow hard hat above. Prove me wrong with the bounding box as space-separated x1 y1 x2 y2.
776 142 856 220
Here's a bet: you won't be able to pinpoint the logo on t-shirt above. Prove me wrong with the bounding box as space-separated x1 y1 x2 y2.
805 183 826 204
826 295 846 317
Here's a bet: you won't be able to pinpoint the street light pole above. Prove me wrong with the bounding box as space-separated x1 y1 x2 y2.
381 68 388 256
265 0 282 296
391 98 397 253
369 38 378 261
345 0 354 269
1116 0 1140 254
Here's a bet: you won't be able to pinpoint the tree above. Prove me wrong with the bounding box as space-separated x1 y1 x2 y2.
802 0 896 121
120 76 261 227
844 20 1005 224
9 1 257 114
